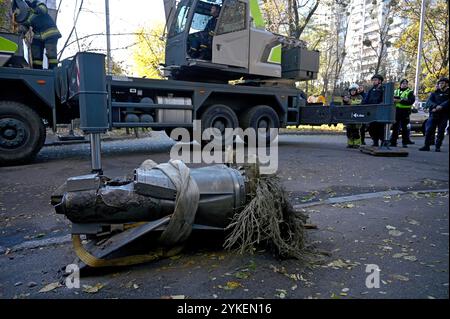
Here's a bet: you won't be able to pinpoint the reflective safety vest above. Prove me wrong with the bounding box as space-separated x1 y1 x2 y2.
394 88 413 109
350 97 363 105
347 94 363 105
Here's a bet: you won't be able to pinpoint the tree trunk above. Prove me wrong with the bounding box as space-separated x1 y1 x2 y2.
0 0 12 32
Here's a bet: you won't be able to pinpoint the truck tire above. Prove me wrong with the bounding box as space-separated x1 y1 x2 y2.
240 105 279 145
199 104 238 147
0 101 46 165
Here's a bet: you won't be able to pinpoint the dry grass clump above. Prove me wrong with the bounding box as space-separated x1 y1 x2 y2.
224 175 308 259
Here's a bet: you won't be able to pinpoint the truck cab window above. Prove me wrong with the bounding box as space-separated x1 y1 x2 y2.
189 0 223 34
190 12 212 34
169 1 192 37
216 0 247 35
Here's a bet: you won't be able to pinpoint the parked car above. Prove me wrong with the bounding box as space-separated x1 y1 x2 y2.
409 104 429 135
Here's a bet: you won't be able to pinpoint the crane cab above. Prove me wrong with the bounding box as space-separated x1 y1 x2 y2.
165 0 319 83
165 0 286 82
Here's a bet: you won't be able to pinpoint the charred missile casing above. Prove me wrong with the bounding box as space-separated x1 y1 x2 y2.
52 165 246 230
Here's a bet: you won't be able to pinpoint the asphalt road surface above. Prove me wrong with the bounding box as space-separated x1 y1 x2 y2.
0 132 448 299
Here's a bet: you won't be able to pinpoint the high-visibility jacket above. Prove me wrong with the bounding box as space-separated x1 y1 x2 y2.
350 96 363 105
343 93 364 105
18 0 61 41
394 88 414 109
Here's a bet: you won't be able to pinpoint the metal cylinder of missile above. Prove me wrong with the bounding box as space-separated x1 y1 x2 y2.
53 165 246 228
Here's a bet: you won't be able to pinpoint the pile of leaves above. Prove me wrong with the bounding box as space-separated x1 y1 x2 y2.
224 175 308 260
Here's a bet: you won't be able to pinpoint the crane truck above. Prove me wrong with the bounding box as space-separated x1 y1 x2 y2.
0 0 395 170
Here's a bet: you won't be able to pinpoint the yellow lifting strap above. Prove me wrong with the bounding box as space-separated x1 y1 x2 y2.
72 234 183 268
71 160 197 268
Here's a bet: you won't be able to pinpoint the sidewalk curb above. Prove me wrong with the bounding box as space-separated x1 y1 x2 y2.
293 188 449 210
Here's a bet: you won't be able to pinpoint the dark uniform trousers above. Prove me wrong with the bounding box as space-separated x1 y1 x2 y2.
31 37 58 69
363 85 384 146
425 115 448 148
390 108 411 146
189 17 217 60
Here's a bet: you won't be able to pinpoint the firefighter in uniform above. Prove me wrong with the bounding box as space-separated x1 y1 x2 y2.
390 79 415 147
419 77 449 152
363 74 385 147
12 0 61 69
343 83 365 148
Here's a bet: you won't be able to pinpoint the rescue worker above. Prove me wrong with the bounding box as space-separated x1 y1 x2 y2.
390 79 415 147
419 77 449 152
12 0 61 69
343 83 365 148
363 74 385 147
189 4 220 60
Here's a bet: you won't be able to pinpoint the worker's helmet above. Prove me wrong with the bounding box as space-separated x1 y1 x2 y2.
348 83 359 91
371 74 384 82
400 79 408 85
438 77 449 84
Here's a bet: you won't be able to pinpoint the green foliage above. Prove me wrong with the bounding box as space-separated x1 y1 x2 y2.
395 0 449 97
132 24 166 79
108 59 126 76
261 0 320 38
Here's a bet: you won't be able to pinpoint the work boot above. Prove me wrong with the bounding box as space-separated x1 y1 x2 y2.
402 144 408 148
435 147 441 152
390 142 397 147
419 145 430 151
405 140 415 145
347 138 353 148
372 140 379 147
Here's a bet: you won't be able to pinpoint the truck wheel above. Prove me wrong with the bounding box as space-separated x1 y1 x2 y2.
0 101 46 165
199 104 238 146
240 105 279 145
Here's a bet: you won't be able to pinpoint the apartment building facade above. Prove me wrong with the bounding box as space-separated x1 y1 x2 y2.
340 0 407 83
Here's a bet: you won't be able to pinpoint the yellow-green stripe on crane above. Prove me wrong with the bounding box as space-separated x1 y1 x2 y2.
268 44 281 64
0 36 18 54
249 0 265 29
